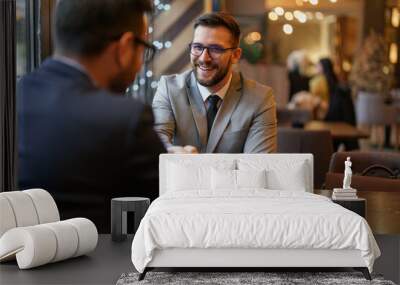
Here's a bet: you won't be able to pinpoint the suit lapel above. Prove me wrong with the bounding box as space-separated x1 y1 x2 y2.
206 72 243 153
186 72 208 148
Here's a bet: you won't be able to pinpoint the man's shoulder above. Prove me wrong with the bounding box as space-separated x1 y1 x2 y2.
159 69 192 90
18 58 92 92
241 75 274 100
88 89 145 116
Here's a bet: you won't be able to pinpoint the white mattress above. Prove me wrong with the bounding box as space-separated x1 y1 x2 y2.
131 190 380 273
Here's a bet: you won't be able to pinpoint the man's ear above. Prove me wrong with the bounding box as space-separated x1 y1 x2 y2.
231 47 242 64
116 32 135 67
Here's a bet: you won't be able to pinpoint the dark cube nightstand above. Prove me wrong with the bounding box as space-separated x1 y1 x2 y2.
332 198 366 218
111 197 150 242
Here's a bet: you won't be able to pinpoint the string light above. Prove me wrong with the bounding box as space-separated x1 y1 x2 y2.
295 0 303 6
315 12 324 20
342 60 351 72
283 24 293 34
284 12 294 21
382 66 390 75
294 11 307 23
268 0 338 35
392 8 400 28
164 41 172 48
274 7 285 16
268 11 279 21
389 43 398 64
146 70 153 78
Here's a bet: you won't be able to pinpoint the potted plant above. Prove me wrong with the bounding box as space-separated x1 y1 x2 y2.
349 31 394 97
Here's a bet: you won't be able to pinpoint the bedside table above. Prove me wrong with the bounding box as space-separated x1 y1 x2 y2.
332 198 366 218
111 197 150 242
314 189 366 218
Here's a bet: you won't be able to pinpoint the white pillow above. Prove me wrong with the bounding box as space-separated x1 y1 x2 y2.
266 164 307 191
236 169 267 189
167 160 235 192
211 169 267 190
237 159 309 191
211 168 236 190
167 162 209 191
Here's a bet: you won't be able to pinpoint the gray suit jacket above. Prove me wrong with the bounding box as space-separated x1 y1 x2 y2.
152 70 277 153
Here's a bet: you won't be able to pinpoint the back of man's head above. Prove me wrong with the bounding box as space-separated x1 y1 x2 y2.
54 0 152 56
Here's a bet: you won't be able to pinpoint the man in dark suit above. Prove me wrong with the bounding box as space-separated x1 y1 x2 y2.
17 0 165 233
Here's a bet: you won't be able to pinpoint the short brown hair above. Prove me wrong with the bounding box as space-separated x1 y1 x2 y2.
194 12 241 47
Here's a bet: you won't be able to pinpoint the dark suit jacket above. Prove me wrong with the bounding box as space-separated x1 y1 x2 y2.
17 59 165 233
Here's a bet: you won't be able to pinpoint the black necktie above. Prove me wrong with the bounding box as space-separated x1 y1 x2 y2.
207 95 220 138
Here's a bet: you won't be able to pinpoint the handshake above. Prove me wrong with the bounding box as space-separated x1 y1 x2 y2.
167 145 199 154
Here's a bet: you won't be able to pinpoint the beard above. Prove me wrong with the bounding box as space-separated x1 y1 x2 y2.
192 57 231 87
109 69 135 94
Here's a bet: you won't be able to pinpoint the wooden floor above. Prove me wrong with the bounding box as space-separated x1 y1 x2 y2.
315 190 400 234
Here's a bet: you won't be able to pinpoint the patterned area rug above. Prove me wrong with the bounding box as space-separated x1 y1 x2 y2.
116 272 396 285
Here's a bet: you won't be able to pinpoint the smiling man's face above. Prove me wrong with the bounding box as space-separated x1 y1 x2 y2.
191 25 240 88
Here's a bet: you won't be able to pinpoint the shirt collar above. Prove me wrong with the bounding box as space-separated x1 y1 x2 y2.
52 55 100 87
197 73 232 102
52 55 89 76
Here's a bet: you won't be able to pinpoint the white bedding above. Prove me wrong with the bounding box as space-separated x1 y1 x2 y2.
131 190 380 273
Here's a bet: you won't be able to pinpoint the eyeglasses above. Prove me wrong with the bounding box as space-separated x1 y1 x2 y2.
189 43 236 59
109 33 156 63
134 37 156 63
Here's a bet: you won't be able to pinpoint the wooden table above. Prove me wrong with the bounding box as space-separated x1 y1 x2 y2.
315 190 400 234
305 121 369 140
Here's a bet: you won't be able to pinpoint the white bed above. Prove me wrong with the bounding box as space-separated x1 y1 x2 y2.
131 154 380 280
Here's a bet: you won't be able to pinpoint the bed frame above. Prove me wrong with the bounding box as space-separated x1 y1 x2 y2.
138 154 372 280
140 248 370 280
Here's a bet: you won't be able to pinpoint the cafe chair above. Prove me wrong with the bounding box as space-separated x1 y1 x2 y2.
355 92 399 149
277 128 333 189
277 108 313 128
325 151 400 191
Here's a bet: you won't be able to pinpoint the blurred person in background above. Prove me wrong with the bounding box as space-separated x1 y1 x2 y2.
287 50 312 101
310 58 335 104
312 57 357 149
310 57 356 126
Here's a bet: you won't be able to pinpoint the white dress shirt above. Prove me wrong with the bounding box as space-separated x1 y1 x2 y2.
197 73 232 109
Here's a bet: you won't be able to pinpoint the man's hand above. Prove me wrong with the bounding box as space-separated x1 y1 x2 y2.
167 145 199 154
183 145 198 154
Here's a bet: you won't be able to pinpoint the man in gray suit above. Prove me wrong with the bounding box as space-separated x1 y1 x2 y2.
153 12 277 153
